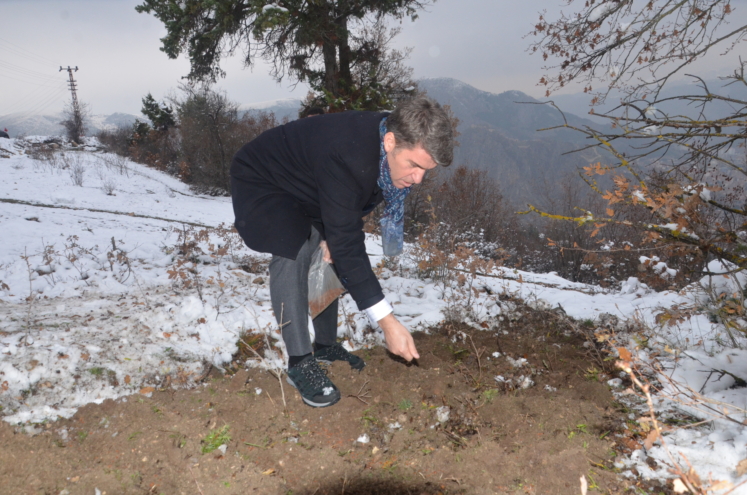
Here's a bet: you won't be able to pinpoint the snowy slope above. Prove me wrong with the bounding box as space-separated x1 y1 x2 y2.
1 138 746 492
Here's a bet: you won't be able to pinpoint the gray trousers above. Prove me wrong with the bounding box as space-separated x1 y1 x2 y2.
269 227 339 357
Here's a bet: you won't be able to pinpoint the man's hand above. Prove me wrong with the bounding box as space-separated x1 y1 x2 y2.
378 313 419 362
319 240 333 264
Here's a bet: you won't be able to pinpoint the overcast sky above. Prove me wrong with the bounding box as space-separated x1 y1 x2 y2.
1 0 745 117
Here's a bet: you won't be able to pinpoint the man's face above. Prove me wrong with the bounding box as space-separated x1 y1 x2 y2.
383 132 437 189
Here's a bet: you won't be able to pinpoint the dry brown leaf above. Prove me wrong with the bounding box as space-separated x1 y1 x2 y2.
621 437 642 451
617 347 632 361
262 468 275 476
643 429 659 450
139 387 155 395
163 332 172 338
710 480 733 491
737 458 747 477
81 353 90 361
1 381 8 392
124 375 131 385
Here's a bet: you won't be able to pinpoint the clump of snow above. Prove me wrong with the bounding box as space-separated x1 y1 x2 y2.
607 378 623 388
619 277 650 296
435 406 450 424
262 4 288 13
506 356 528 368
589 2 615 22
695 260 747 305
640 256 677 280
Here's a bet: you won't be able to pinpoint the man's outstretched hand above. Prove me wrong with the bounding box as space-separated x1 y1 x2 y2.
378 313 419 362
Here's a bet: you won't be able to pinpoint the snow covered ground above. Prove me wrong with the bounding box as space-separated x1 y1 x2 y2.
1 137 746 493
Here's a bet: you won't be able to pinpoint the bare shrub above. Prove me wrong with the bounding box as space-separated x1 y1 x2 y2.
526 0 747 292
101 178 117 196
172 86 282 192
101 153 130 176
96 126 132 157
129 125 181 176
62 153 86 186
29 147 61 173
124 86 283 193
404 165 515 259
60 100 90 144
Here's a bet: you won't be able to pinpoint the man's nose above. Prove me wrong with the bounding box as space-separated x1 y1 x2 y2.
413 169 426 184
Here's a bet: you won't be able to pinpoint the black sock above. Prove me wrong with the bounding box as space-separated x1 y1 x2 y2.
288 353 312 370
313 342 335 352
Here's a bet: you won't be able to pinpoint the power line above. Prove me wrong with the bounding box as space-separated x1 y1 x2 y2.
25 86 70 118
0 71 61 86
0 36 58 66
0 59 61 82
3 80 68 116
8 85 69 126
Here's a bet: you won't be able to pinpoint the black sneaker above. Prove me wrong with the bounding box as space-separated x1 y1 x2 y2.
314 343 366 371
286 356 341 408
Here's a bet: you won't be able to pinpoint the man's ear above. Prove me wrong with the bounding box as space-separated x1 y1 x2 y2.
383 132 397 154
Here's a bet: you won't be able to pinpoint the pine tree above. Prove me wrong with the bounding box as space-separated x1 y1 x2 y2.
135 0 431 111
141 93 176 132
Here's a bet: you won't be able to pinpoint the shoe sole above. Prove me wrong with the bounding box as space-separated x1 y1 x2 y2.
317 358 366 371
286 376 340 408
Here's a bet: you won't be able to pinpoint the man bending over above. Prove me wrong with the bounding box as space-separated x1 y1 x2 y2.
231 96 454 407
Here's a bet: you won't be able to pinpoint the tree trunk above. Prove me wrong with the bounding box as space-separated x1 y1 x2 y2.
322 40 339 97
336 0 352 92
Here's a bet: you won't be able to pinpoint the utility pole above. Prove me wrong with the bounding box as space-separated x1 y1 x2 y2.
59 66 83 141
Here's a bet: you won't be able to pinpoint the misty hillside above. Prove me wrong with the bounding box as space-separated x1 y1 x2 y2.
418 78 603 206
240 97 302 122
0 79 610 207
0 112 139 139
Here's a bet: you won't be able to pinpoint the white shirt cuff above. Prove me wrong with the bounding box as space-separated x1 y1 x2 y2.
365 298 393 327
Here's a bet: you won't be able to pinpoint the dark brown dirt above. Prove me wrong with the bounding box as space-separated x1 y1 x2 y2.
0 305 664 495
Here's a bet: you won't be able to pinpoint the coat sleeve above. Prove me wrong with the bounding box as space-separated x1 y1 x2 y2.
317 151 384 311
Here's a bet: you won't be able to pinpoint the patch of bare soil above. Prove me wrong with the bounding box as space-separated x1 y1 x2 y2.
0 303 668 494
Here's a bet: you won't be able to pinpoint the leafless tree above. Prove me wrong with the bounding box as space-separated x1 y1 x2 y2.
526 0 747 275
60 100 90 144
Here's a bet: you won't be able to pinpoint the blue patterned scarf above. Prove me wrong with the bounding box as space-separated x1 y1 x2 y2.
377 117 411 256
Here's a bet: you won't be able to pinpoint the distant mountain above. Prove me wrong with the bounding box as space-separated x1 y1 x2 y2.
418 78 603 206
0 111 139 138
240 98 303 122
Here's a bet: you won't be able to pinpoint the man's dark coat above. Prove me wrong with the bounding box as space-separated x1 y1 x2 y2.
230 111 387 310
